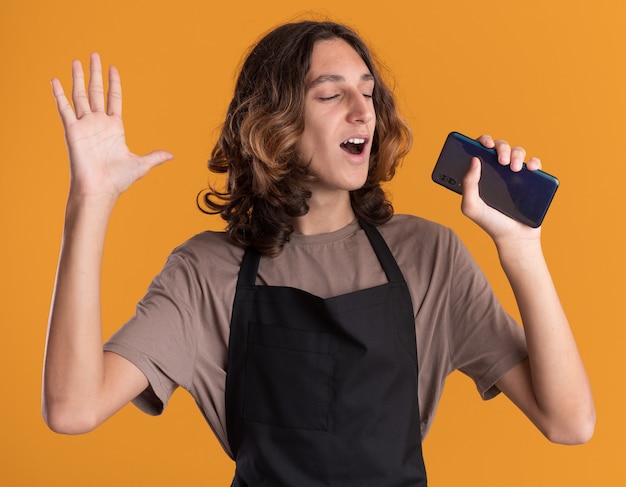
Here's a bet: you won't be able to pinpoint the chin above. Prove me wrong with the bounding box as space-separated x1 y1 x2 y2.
350 180 368 191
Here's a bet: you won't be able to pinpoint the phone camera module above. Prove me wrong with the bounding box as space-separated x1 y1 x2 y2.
440 174 457 186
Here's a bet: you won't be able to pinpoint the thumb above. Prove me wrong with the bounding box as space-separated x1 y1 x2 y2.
139 149 174 173
461 157 483 217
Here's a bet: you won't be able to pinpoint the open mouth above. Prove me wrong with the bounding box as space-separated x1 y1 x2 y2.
340 137 367 155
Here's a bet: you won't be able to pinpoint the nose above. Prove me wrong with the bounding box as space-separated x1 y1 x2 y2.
347 91 373 124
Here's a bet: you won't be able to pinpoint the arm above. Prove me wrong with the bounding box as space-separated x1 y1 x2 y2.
461 135 595 445
43 53 173 434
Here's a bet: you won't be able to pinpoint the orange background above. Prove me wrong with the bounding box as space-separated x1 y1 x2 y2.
1 0 624 485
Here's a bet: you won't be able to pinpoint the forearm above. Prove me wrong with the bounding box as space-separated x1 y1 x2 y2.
43 194 115 432
497 238 595 442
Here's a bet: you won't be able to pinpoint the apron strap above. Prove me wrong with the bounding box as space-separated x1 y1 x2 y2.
237 219 404 286
359 220 406 285
238 221 406 288
237 246 261 288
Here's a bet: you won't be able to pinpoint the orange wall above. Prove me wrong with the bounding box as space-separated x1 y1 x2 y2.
1 0 623 485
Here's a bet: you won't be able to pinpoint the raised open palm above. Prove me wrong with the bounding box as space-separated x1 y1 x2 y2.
51 53 173 200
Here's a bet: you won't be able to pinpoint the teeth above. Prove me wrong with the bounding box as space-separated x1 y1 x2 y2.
341 137 367 155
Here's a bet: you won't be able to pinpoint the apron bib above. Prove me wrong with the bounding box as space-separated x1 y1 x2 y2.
226 221 427 486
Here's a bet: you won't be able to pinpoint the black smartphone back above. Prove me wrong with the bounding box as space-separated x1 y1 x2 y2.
432 132 559 227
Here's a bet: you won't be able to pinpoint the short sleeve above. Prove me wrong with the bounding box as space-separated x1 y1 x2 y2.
446 233 528 399
104 249 201 415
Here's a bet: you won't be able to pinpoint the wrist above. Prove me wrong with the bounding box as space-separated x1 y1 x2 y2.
63 192 117 239
495 236 546 275
498 241 548 285
66 189 118 214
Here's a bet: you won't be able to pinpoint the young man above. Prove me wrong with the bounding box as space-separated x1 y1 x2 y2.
44 20 594 486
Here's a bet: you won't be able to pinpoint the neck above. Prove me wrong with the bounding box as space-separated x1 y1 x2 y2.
292 190 355 235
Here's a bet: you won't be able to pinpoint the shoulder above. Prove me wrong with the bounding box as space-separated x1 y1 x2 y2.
379 214 461 257
377 214 478 296
146 230 245 299
169 230 245 270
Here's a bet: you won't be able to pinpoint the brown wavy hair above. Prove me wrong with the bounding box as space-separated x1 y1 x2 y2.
199 20 412 256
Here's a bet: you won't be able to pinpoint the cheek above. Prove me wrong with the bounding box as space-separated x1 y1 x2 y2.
296 132 314 163
298 118 327 161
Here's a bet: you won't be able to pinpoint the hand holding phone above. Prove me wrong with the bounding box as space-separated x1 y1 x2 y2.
432 132 559 228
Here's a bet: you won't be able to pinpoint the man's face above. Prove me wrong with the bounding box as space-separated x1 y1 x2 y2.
298 38 376 199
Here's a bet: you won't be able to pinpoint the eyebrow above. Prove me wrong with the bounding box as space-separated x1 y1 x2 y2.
307 73 375 89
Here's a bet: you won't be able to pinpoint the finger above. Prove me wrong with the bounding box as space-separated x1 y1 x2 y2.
493 139 511 165
526 156 542 171
461 157 483 218
138 150 175 174
107 66 122 117
510 146 526 172
51 78 77 127
71 59 91 118
477 134 495 148
462 156 481 192
88 53 105 112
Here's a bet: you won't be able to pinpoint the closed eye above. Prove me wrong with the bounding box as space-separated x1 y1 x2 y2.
319 93 372 101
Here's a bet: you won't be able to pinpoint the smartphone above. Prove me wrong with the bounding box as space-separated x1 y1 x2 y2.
431 132 559 227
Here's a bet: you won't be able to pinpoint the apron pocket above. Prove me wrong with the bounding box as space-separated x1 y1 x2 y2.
243 323 334 430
